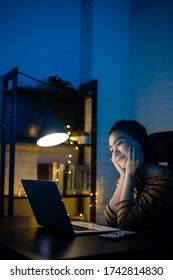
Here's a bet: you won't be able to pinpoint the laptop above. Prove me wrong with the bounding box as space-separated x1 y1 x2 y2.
21 179 118 236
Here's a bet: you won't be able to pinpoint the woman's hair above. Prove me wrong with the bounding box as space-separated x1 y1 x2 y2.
109 120 158 163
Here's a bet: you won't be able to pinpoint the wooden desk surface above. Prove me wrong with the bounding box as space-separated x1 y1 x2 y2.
0 216 172 260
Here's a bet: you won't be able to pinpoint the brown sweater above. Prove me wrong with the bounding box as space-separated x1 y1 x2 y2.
104 167 173 232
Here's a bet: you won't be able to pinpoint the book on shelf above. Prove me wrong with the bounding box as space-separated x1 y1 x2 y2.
37 162 90 196
37 163 53 180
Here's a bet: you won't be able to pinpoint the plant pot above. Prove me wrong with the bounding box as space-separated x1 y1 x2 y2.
78 135 90 144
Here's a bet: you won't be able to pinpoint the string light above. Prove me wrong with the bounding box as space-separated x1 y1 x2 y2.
62 124 92 219
64 124 80 166
66 124 71 136
95 192 98 203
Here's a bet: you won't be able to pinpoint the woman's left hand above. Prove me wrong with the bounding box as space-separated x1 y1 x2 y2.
126 141 144 177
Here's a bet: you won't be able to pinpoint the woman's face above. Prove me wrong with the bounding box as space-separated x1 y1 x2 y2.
109 129 134 169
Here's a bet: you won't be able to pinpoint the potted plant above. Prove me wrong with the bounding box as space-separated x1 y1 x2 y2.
44 75 80 93
70 130 90 144
78 130 90 144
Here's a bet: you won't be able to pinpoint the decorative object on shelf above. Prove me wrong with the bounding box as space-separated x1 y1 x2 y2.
79 132 90 145
70 129 90 144
44 75 80 93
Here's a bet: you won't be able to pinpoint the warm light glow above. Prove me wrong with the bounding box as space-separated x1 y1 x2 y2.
37 132 69 147
66 125 71 136
28 125 37 137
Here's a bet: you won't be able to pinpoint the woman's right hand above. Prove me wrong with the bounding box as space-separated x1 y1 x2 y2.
111 157 125 177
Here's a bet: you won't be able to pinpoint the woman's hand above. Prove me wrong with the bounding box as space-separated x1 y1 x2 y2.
111 157 125 178
126 141 144 177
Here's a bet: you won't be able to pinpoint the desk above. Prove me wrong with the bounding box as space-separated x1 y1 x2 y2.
0 216 172 260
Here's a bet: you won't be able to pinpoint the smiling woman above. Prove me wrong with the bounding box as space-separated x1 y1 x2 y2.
109 131 135 169
104 119 173 233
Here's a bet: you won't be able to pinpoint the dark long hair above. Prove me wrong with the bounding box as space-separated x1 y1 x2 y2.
109 120 158 163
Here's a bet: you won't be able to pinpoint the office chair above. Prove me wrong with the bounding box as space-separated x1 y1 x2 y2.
149 131 173 173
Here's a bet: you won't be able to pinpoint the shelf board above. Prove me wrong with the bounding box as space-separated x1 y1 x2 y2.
7 86 87 100
4 194 91 199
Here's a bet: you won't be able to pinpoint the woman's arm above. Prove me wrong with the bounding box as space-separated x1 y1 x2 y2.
119 142 143 202
104 160 125 226
104 177 125 226
116 172 173 230
107 176 124 211
104 142 143 226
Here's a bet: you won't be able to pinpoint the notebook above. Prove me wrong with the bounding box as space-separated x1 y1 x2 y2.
21 179 118 236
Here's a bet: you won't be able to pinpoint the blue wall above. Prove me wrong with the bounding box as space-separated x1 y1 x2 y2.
131 0 173 133
0 0 81 87
91 0 131 221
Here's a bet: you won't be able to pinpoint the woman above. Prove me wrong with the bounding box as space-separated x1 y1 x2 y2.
104 120 173 232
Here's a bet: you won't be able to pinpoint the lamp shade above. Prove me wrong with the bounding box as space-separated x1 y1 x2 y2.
36 119 69 147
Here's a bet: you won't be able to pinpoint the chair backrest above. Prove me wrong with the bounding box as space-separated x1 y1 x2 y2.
149 131 173 172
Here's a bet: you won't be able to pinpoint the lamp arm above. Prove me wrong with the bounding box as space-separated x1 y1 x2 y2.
0 111 42 127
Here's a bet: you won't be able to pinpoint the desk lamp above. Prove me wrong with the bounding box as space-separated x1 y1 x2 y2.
35 107 69 147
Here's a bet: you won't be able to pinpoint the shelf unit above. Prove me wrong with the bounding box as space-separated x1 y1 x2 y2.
0 67 97 221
